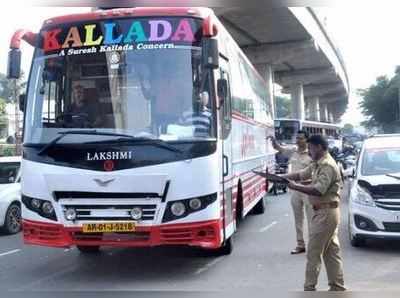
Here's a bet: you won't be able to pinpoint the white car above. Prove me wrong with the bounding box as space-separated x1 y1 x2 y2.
0 156 22 234
348 134 400 247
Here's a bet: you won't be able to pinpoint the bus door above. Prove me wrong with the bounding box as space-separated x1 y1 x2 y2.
217 57 234 237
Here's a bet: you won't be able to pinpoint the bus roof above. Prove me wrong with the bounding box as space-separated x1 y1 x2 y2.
42 7 213 28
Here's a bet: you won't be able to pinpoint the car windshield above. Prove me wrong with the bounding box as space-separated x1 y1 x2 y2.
0 162 20 184
361 148 400 176
24 17 215 145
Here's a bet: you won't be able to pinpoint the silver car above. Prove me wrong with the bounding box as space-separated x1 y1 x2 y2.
348 134 400 247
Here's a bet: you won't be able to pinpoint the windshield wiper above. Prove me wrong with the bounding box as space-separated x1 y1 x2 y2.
386 173 400 181
88 136 184 154
38 130 183 156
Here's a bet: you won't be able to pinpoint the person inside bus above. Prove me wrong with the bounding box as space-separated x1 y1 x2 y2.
181 91 212 138
64 84 103 128
269 130 313 254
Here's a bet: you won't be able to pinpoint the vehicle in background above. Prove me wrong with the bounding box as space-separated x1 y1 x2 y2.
274 118 341 145
0 156 22 234
348 134 400 247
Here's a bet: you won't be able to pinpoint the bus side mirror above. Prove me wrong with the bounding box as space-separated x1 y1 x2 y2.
217 78 228 104
202 38 219 69
7 49 22 79
19 93 26 111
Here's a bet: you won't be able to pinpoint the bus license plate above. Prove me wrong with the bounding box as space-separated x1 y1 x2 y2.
82 222 135 233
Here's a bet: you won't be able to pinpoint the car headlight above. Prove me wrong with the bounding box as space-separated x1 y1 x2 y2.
351 184 375 207
171 202 186 217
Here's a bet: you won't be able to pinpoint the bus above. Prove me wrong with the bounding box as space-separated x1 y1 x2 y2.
274 118 341 144
8 7 275 255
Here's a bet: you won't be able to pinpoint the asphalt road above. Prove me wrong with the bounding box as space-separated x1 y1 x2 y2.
1 180 400 292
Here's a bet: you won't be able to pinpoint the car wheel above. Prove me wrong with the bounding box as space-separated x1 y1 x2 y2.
77 245 101 253
2 203 22 234
350 234 366 247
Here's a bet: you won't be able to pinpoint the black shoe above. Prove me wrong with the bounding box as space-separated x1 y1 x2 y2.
291 247 306 254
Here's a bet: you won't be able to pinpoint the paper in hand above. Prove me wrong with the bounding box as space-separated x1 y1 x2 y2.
252 170 290 184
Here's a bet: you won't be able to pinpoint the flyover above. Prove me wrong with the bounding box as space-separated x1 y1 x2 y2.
214 6 349 123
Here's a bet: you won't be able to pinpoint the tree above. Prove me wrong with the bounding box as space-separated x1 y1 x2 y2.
342 123 354 135
0 72 26 103
0 97 7 138
275 95 291 118
358 74 400 133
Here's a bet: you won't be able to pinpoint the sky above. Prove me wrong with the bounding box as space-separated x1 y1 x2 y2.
1 3 400 127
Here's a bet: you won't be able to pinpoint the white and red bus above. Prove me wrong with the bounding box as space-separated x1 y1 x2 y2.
8 7 275 255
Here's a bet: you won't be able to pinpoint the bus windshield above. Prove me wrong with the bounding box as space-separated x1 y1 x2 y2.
24 17 215 145
274 120 300 144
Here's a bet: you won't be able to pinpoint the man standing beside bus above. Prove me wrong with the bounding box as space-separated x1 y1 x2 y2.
269 131 312 254
281 135 345 291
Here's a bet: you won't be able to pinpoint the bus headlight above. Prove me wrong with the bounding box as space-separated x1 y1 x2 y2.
21 195 58 221
171 202 186 217
64 208 77 221
130 207 143 220
189 198 202 210
42 201 55 215
162 193 218 223
31 198 42 210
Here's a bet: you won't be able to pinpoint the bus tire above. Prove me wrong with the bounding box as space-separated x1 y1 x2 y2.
213 237 233 256
77 245 100 253
235 182 244 224
252 197 265 215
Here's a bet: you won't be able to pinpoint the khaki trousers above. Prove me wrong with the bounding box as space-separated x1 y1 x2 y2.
304 208 345 291
290 191 312 248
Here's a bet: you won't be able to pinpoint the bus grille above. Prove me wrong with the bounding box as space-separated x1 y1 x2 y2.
62 204 157 221
72 231 151 242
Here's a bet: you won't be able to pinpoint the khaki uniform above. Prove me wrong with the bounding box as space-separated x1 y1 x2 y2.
282 148 313 249
299 153 345 291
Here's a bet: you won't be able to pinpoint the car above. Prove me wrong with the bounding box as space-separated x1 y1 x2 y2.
0 156 22 234
348 134 400 247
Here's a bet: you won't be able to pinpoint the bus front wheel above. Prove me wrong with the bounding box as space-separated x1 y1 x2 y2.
211 237 233 256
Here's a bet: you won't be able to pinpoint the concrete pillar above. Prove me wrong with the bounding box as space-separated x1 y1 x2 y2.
262 64 275 119
328 111 334 123
290 83 304 120
320 103 329 122
308 96 320 121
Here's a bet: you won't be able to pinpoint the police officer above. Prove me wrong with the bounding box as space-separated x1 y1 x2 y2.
281 135 346 291
270 131 313 254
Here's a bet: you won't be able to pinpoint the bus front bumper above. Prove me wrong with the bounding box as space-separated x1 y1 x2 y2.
22 219 222 249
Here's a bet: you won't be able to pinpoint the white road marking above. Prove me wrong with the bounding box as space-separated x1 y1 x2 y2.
0 249 21 257
195 257 225 275
259 221 278 232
